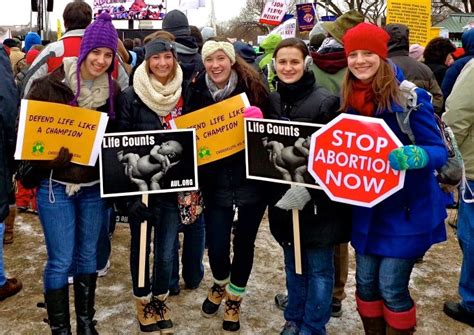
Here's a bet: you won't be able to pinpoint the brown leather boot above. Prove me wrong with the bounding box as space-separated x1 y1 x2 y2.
0 277 23 301
223 291 242 333
201 282 226 317
150 293 173 334
135 295 159 332
3 207 15 245
386 324 415 335
361 316 386 335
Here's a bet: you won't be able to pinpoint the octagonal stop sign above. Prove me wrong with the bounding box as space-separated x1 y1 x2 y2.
308 113 405 208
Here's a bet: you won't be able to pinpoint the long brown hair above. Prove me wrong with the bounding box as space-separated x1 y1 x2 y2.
233 56 269 107
340 60 401 113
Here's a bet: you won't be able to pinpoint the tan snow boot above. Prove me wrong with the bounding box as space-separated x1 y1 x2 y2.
201 282 226 317
150 293 173 334
223 291 242 333
135 295 159 333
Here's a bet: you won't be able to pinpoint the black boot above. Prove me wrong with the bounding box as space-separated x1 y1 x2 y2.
74 274 98 335
44 286 72 335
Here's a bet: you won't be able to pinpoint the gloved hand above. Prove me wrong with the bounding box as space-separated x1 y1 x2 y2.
389 145 429 171
49 147 73 169
275 186 311 211
128 199 153 223
244 106 263 119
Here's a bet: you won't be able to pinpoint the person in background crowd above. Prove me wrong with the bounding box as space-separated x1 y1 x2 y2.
442 58 474 327
182 39 270 333
234 40 259 72
257 34 283 91
385 23 444 115
162 9 206 297
441 28 474 99
311 9 363 94
24 0 129 96
117 30 185 334
423 37 456 87
0 42 23 302
266 37 351 335
189 25 204 53
23 32 42 53
25 13 121 334
309 33 325 52
162 10 204 81
3 38 24 74
123 38 138 68
200 26 216 42
408 44 425 62
341 23 448 335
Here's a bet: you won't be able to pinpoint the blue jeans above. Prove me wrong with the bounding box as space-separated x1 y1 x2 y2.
0 222 5 286
96 206 114 270
129 199 180 297
37 181 106 292
283 245 334 335
458 179 474 313
170 215 205 290
356 253 416 312
204 202 266 288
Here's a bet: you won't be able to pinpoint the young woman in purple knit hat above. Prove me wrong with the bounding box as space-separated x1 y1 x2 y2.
26 13 120 335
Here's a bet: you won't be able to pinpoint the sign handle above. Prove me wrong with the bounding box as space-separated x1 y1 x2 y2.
138 193 148 288
292 208 302 275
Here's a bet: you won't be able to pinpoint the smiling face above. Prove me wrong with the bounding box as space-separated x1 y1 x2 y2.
347 50 381 83
203 50 232 89
80 48 114 80
148 51 175 84
274 47 305 84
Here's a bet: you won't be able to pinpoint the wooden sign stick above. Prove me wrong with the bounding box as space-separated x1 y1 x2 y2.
292 208 302 275
138 193 148 288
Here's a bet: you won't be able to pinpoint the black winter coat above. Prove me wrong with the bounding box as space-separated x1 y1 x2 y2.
182 71 269 207
0 45 18 222
267 72 351 249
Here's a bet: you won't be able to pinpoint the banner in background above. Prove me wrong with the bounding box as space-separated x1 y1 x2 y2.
259 0 288 26
296 3 316 32
93 0 166 20
179 0 206 10
386 0 431 46
270 18 296 39
15 99 109 166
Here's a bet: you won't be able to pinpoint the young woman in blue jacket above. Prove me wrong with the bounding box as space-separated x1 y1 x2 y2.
340 23 448 335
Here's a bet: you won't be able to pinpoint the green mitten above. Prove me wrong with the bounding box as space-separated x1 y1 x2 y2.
389 145 429 170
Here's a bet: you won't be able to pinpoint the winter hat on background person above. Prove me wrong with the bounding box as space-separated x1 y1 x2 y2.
24 32 41 52
321 9 364 44
409 44 425 61
162 10 191 37
3 38 19 48
342 22 390 60
423 37 456 64
201 26 216 41
202 40 236 64
234 41 256 64
309 33 326 51
72 12 118 118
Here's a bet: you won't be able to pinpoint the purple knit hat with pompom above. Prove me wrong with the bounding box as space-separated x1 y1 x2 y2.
71 12 118 119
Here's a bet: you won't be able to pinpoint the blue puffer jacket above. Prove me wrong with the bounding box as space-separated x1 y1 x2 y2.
441 28 474 99
351 70 448 259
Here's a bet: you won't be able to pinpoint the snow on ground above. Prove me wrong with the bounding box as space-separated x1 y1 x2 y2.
1 209 472 334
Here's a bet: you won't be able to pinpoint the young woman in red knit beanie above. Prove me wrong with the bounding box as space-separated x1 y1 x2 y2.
340 23 449 335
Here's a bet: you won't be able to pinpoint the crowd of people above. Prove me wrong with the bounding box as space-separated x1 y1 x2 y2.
0 1 473 335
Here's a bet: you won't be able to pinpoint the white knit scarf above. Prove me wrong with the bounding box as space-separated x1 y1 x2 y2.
63 57 110 109
133 61 183 117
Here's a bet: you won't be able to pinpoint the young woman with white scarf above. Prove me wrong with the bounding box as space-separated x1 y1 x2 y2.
116 30 187 334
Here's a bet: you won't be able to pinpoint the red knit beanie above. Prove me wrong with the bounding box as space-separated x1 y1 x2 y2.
342 23 390 59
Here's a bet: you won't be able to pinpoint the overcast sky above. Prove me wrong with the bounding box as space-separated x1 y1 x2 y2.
1 0 247 29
